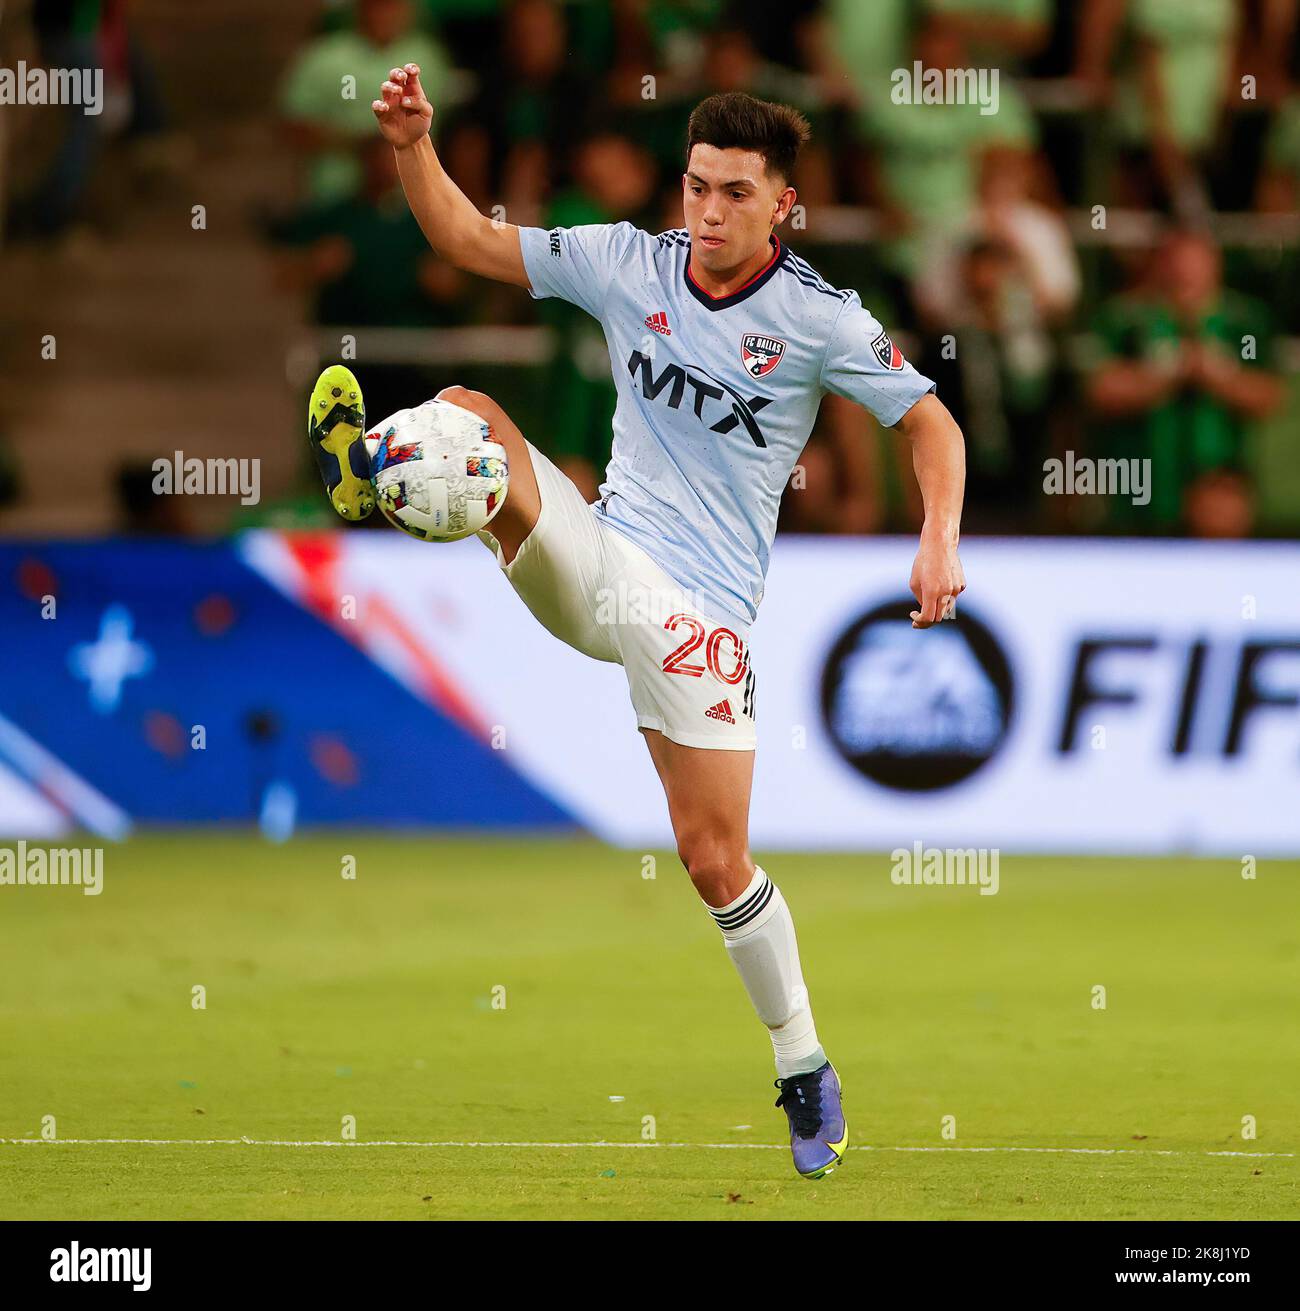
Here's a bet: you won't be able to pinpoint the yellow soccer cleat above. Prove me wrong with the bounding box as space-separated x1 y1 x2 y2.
307 365 375 521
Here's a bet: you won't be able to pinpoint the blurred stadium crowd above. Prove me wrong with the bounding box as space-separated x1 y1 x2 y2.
3 0 1299 538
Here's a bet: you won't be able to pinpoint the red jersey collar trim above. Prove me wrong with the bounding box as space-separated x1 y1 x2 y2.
684 236 786 311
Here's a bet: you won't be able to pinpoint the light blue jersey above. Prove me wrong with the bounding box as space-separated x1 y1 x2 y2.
519 223 935 629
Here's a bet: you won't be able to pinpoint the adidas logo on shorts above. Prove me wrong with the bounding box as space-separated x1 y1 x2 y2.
705 699 735 724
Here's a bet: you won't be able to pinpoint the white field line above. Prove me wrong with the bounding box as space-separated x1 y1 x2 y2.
1 1138 1292 1159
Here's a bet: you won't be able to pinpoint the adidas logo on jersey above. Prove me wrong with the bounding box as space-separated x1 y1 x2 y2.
644 310 671 335
705 699 736 724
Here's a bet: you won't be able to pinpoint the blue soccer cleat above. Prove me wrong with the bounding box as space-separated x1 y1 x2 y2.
774 1061 848 1179
308 364 375 521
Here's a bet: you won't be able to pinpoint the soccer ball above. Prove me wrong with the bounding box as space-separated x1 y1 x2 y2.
365 399 509 542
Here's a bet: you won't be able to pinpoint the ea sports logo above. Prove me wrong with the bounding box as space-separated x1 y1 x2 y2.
819 600 1014 791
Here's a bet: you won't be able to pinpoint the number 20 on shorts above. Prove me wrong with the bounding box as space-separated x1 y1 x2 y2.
661 613 748 684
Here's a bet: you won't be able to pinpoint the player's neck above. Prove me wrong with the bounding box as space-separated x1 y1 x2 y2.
688 234 778 300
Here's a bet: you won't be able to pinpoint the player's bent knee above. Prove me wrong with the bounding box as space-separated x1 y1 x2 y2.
436 384 495 420
677 834 752 908
434 385 539 561
436 384 529 470
435 386 520 457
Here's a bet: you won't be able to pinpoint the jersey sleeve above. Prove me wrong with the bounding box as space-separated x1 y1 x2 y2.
819 292 936 427
518 222 641 321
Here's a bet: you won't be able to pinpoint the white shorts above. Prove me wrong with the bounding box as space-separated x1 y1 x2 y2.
479 442 756 750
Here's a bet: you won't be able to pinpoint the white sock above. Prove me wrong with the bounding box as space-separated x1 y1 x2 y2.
707 867 827 1079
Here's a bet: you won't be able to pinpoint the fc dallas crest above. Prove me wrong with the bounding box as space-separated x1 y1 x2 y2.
741 333 786 379
871 329 905 371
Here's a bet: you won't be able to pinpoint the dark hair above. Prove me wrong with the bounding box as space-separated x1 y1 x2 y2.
686 91 810 184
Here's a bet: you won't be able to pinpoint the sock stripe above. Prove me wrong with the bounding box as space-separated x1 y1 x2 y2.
709 875 774 931
708 873 769 924
720 880 774 930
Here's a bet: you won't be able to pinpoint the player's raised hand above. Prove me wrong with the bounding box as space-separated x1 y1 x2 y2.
908 532 966 629
372 63 433 148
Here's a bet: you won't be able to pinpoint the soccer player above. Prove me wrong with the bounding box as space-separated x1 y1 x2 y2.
308 67 966 1180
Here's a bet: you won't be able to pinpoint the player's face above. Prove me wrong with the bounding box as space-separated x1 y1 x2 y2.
683 145 795 275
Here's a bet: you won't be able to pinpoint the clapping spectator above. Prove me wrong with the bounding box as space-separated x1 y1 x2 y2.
917 146 1081 327
1087 228 1284 531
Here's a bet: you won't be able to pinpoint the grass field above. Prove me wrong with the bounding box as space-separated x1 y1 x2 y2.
1 834 1296 1220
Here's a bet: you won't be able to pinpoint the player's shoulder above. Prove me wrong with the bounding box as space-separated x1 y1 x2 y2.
651 226 691 265
632 226 691 288
593 220 662 269
775 242 870 339
546 219 654 253
778 244 852 305
654 226 692 250
541 220 659 286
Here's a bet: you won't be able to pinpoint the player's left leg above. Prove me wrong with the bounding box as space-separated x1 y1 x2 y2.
640 728 848 1179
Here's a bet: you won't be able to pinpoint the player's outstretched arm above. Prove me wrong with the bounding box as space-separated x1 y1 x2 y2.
373 64 529 289
895 392 967 629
